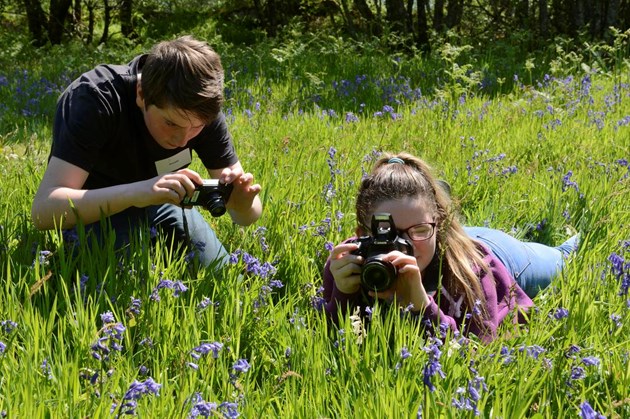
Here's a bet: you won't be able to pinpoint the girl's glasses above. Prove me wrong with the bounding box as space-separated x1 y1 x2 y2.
397 222 437 241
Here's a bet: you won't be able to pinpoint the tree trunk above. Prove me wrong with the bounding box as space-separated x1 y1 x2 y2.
415 0 430 52
445 0 464 29
87 1 95 44
120 0 134 38
22 0 47 46
339 0 356 35
538 0 549 37
99 0 110 44
605 0 621 35
385 0 407 32
434 0 445 31
70 0 82 36
516 0 529 28
264 0 278 37
48 0 72 44
354 0 374 21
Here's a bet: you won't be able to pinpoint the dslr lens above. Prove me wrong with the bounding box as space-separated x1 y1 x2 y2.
361 259 396 291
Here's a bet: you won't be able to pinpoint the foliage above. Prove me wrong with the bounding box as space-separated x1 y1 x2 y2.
0 27 629 418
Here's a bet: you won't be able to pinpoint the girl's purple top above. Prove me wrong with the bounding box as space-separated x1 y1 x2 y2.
322 240 534 343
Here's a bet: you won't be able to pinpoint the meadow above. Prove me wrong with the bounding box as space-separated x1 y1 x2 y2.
0 31 629 418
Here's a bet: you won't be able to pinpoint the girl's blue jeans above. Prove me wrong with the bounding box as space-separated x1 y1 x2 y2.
464 226 579 297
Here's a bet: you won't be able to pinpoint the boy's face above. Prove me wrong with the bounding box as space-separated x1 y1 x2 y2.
136 84 205 150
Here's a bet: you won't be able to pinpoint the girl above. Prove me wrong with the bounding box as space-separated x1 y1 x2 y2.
323 152 536 343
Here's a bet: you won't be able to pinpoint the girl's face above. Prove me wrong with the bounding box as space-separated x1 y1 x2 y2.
365 196 437 275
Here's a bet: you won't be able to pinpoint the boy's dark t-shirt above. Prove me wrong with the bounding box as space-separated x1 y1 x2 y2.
51 54 238 190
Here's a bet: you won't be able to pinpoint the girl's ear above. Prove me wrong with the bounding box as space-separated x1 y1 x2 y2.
355 226 366 237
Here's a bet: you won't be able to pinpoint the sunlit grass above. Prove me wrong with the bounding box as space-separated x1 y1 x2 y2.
0 35 629 417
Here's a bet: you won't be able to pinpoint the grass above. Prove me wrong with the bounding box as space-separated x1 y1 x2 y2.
0 31 629 417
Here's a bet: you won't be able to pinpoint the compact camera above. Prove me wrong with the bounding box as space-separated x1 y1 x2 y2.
351 213 414 292
181 179 233 217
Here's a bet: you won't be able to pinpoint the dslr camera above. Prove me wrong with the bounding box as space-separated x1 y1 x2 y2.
351 213 414 292
181 179 233 217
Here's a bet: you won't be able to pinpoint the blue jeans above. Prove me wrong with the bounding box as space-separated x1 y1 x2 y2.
66 204 229 269
464 227 579 298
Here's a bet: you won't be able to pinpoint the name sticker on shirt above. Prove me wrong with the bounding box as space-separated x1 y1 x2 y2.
155 149 192 175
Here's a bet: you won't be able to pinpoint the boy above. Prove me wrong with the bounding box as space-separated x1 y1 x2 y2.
31 36 262 267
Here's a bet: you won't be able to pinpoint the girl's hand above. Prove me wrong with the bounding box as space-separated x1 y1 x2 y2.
368 251 430 312
329 243 363 294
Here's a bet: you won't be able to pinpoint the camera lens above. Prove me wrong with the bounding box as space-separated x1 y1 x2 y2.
205 196 227 217
361 258 396 291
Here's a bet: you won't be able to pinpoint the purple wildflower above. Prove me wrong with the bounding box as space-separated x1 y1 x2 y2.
40 358 53 380
566 344 582 357
189 392 218 418
1 320 17 334
191 342 223 360
611 313 622 328
562 171 580 193
519 344 546 360
400 347 412 360
422 338 446 392
128 297 142 316
150 279 188 301
91 322 126 362
0 341 6 355
580 401 606 419
570 366 586 380
581 356 600 367
115 377 161 416
500 346 514 365
232 358 251 373
553 307 569 320
218 401 239 419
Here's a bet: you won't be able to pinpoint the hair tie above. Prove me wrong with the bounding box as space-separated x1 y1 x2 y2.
388 157 405 165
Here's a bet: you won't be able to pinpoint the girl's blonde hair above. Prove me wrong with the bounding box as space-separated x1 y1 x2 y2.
356 152 490 317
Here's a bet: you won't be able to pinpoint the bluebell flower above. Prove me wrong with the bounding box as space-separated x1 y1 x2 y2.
553 307 569 320
611 313 622 328
1 320 17 334
519 344 546 360
400 347 411 360
40 358 53 380
582 356 600 367
173 281 188 297
566 344 581 357
562 171 580 193
422 338 445 392
128 297 142 316
115 377 161 416
232 358 251 373
580 401 606 419
191 342 223 360
219 401 239 419
188 393 218 418
570 366 586 380
498 346 513 364
0 341 6 355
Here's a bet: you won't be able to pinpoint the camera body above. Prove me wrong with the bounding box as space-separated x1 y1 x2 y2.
351 213 414 292
181 179 233 217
